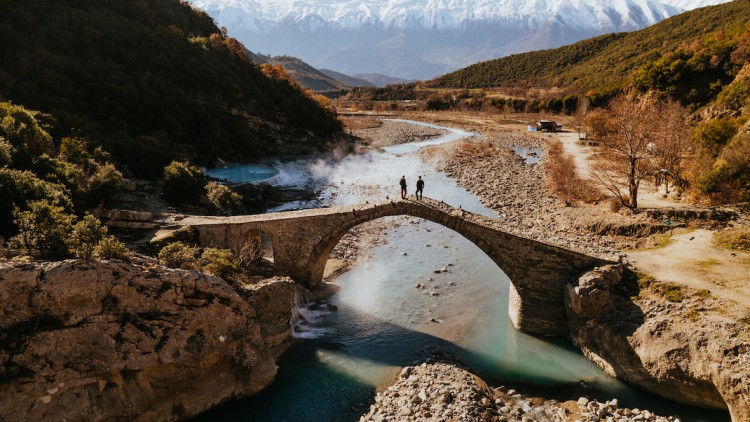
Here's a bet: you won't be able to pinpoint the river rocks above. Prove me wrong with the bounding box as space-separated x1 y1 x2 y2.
360 351 677 422
567 266 750 420
352 120 449 148
0 259 295 421
359 353 501 422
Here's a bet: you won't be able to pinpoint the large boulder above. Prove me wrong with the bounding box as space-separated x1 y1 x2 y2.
0 259 295 421
566 265 750 421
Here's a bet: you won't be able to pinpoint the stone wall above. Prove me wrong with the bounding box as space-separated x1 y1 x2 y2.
0 260 295 421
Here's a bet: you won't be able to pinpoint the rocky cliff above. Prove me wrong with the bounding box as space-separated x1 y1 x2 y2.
566 265 750 421
0 259 296 421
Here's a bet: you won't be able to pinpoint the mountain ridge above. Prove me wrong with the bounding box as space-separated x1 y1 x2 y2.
188 0 731 79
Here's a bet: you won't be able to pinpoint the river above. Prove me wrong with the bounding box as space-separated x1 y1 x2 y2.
199 120 729 421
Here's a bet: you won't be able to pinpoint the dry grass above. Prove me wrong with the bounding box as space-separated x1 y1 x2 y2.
653 282 687 302
714 225 750 252
340 116 384 130
545 140 605 205
695 258 720 269
452 139 511 163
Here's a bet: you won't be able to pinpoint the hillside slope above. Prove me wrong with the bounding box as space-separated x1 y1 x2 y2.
427 0 750 94
0 0 342 176
252 55 373 91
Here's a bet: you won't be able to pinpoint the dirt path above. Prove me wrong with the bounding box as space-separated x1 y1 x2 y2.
627 229 750 307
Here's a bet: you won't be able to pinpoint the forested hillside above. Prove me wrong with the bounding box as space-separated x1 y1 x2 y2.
427 0 750 100
0 0 342 176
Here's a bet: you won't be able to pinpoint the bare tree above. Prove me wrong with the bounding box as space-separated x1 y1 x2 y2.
592 94 663 210
652 99 691 194
572 96 590 140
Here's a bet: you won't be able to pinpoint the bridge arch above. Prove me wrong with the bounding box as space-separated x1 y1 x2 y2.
178 198 610 336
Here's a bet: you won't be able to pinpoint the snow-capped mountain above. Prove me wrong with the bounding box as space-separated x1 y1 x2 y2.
187 0 733 79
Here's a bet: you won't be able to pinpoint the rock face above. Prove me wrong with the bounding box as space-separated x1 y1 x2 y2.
566 265 750 421
0 259 296 421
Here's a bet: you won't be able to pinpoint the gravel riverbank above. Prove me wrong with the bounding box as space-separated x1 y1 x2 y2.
350 118 449 148
420 132 627 258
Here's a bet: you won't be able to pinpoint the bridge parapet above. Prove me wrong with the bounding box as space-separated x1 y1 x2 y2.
171 198 612 336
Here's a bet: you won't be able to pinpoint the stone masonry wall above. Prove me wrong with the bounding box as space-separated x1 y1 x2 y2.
180 198 610 336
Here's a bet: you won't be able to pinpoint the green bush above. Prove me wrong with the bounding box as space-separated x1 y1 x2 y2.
206 181 243 215
69 214 108 259
158 241 241 279
94 235 131 261
8 200 75 257
58 137 92 166
692 117 743 157
200 247 241 278
158 241 201 270
163 161 206 204
0 168 72 237
86 162 122 206
0 102 53 168
0 138 12 167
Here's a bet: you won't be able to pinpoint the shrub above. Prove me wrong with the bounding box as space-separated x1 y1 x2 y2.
69 214 108 259
206 181 243 214
0 169 73 237
691 117 742 157
163 161 206 204
58 137 92 166
200 247 241 278
157 242 241 279
653 282 686 302
94 235 131 261
0 138 12 167
714 225 750 251
0 102 53 167
545 141 604 205
158 242 201 270
86 162 122 206
9 200 75 257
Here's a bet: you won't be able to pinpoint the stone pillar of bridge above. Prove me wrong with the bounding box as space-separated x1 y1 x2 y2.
498 251 606 336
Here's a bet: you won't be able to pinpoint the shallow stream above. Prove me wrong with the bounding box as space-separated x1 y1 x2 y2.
198 121 728 421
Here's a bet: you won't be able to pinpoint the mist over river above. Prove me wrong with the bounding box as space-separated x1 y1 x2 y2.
199 120 728 421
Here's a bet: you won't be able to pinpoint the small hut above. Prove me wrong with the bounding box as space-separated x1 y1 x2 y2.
536 120 563 132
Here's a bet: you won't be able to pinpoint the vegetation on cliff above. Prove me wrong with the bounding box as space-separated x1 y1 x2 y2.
426 1 750 98
0 0 342 177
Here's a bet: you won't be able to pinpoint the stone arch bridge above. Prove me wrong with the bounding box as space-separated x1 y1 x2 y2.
172 198 611 336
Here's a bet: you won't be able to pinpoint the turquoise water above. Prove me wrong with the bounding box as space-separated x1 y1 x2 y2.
204 163 279 183
195 121 730 421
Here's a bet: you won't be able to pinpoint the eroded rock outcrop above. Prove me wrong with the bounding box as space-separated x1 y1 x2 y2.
0 259 295 421
566 265 750 421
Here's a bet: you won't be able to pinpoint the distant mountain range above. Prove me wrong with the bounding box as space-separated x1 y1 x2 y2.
426 0 749 106
187 0 731 80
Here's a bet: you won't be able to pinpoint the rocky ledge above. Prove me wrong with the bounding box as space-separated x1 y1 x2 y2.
360 351 680 422
566 265 750 421
0 259 296 421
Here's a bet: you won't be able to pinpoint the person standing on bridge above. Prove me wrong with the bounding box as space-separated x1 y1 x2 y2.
399 175 407 199
415 176 424 200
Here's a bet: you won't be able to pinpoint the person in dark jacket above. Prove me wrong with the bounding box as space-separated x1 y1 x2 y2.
399 175 407 199
415 176 424 200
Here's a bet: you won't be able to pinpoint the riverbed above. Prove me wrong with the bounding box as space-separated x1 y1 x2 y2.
197 120 728 421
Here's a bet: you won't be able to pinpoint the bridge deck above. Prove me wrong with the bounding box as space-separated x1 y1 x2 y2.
176 197 608 261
